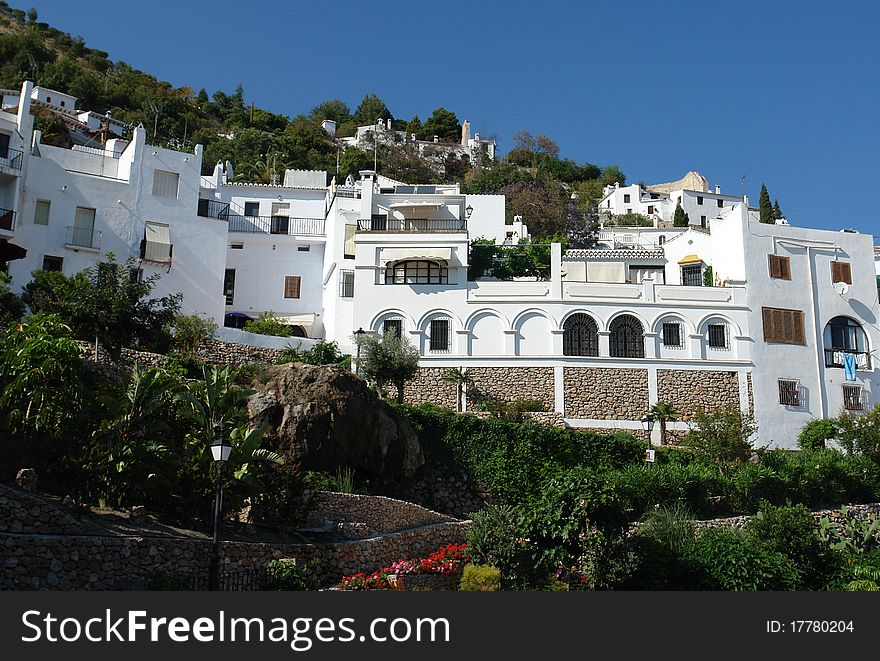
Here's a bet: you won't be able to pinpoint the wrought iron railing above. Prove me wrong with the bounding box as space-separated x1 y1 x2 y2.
357 218 466 232
0 207 14 232
150 564 298 592
0 147 23 170
65 225 102 250
824 349 871 371
227 214 325 236
197 198 230 219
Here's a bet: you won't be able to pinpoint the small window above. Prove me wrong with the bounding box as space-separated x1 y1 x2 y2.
223 269 235 305
343 223 357 259
339 270 354 298
41 255 63 272
843 384 863 411
647 205 654 215
297 245 310 252
429 318 450 352
33 200 50 225
831 261 852 285
229 243 244 250
623 194 631 203
283 275 301 299
244 202 260 217
697 196 703 205
59 101 65 107
768 255 791 280
681 264 703 287
152 170 179 198
662 322 682 348
700 215 707 228
658 235 666 246
778 379 800 406
762 307 806 345
717 199 723 208
708 323 728 349
46 96 51 103
383 318 402 338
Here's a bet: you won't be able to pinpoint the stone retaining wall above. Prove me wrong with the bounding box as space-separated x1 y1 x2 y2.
467 367 555 412
403 368 458 409
74 340 287 368
691 503 880 531
564 367 648 420
470 411 566 428
657 369 740 421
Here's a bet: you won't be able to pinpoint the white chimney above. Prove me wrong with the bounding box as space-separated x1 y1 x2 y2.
433 135 439 143
715 185 721 194
387 118 392 130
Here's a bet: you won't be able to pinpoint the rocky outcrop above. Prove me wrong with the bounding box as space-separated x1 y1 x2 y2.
248 363 424 478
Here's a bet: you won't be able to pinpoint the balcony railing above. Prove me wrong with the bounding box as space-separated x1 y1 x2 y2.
0 207 14 232
825 349 871 371
197 198 230 220
357 218 466 232
65 226 102 250
0 147 23 171
335 186 360 198
227 214 325 236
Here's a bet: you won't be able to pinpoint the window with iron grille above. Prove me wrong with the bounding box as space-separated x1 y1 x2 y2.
778 379 800 406
339 270 354 298
223 269 235 305
681 264 703 286
843 384 863 411
609 314 644 358
152 170 179 198
662 322 682 348
383 318 402 339
707 323 728 349
384 260 448 284
283 275 301 299
429 319 450 352
768 254 791 280
562 313 599 356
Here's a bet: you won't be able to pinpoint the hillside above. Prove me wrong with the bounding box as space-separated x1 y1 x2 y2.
0 2 625 244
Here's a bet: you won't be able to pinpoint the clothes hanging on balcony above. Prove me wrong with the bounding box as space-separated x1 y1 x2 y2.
843 352 857 382
856 353 869 369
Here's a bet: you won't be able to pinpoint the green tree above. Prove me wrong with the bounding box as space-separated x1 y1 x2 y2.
773 199 783 221
243 311 294 337
405 114 421 137
417 107 461 142
759 183 774 223
673 202 689 227
0 272 24 328
356 331 420 403
352 92 392 126
338 146 373 181
650 402 680 446
600 165 626 186
682 406 757 470
311 98 351 124
171 313 217 355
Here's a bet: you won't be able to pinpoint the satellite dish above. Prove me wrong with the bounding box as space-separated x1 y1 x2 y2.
834 281 849 296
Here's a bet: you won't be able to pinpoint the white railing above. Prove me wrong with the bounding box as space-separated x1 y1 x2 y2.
71 144 120 159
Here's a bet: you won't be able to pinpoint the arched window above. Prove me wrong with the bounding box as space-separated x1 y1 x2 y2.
385 260 448 284
563 313 599 356
609 314 644 358
824 316 869 368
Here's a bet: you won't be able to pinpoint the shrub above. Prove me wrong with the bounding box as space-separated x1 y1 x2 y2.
161 353 207 380
301 470 338 491
244 311 293 337
625 503 696 589
356 332 420 403
610 462 724 517
726 463 786 513
458 566 501 592
745 503 841 590
818 505 880 556
275 340 349 367
171 313 217 355
797 419 838 451
682 528 802 590
257 560 316 591
836 405 880 464
477 397 546 421
681 406 757 469
466 505 523 585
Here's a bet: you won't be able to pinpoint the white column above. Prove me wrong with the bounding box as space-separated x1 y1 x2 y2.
455 330 470 356
554 365 565 414
598 331 610 357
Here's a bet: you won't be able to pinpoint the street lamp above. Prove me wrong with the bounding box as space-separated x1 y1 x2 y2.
208 425 232 591
465 204 474 219
641 415 655 467
354 327 365 376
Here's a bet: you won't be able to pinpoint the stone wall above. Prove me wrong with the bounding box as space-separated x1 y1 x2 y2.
656 369 740 420
690 503 880 531
403 368 458 409
470 411 566 428
563 367 648 420
74 340 287 368
467 367 555 412
747 372 754 415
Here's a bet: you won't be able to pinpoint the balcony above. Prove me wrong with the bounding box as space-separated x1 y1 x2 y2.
0 147 23 171
65 226 102 250
357 218 466 232
825 349 871 371
197 198 230 220
227 214 325 236
0 207 14 232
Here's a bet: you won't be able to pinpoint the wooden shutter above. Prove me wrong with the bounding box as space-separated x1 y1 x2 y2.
762 307 805 345
769 255 781 279
768 255 791 280
832 261 852 285
284 276 301 299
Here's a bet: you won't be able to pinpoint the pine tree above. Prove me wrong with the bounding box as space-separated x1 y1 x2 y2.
759 183 773 223
673 203 689 227
773 199 783 221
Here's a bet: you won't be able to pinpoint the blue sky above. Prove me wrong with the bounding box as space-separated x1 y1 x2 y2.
27 0 880 236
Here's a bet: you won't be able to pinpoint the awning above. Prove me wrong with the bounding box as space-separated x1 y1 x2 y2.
380 247 452 266
274 313 316 327
388 201 445 209
143 222 172 262
678 254 703 265
0 239 26 261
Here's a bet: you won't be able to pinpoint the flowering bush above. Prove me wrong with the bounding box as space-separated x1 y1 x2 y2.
336 543 471 590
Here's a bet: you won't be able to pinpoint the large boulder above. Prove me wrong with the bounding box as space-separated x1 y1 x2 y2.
248 363 424 478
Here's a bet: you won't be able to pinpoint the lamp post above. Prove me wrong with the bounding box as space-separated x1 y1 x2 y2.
641 415 655 467
464 204 473 230
208 425 233 591
354 327 365 376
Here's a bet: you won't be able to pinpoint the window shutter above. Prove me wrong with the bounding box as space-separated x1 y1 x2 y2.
769 255 781 279
831 261 841 283
284 276 301 299
840 262 852 284
780 257 791 280
762 308 776 342
792 310 805 344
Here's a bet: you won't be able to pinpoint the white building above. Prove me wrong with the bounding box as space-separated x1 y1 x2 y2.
339 118 495 163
